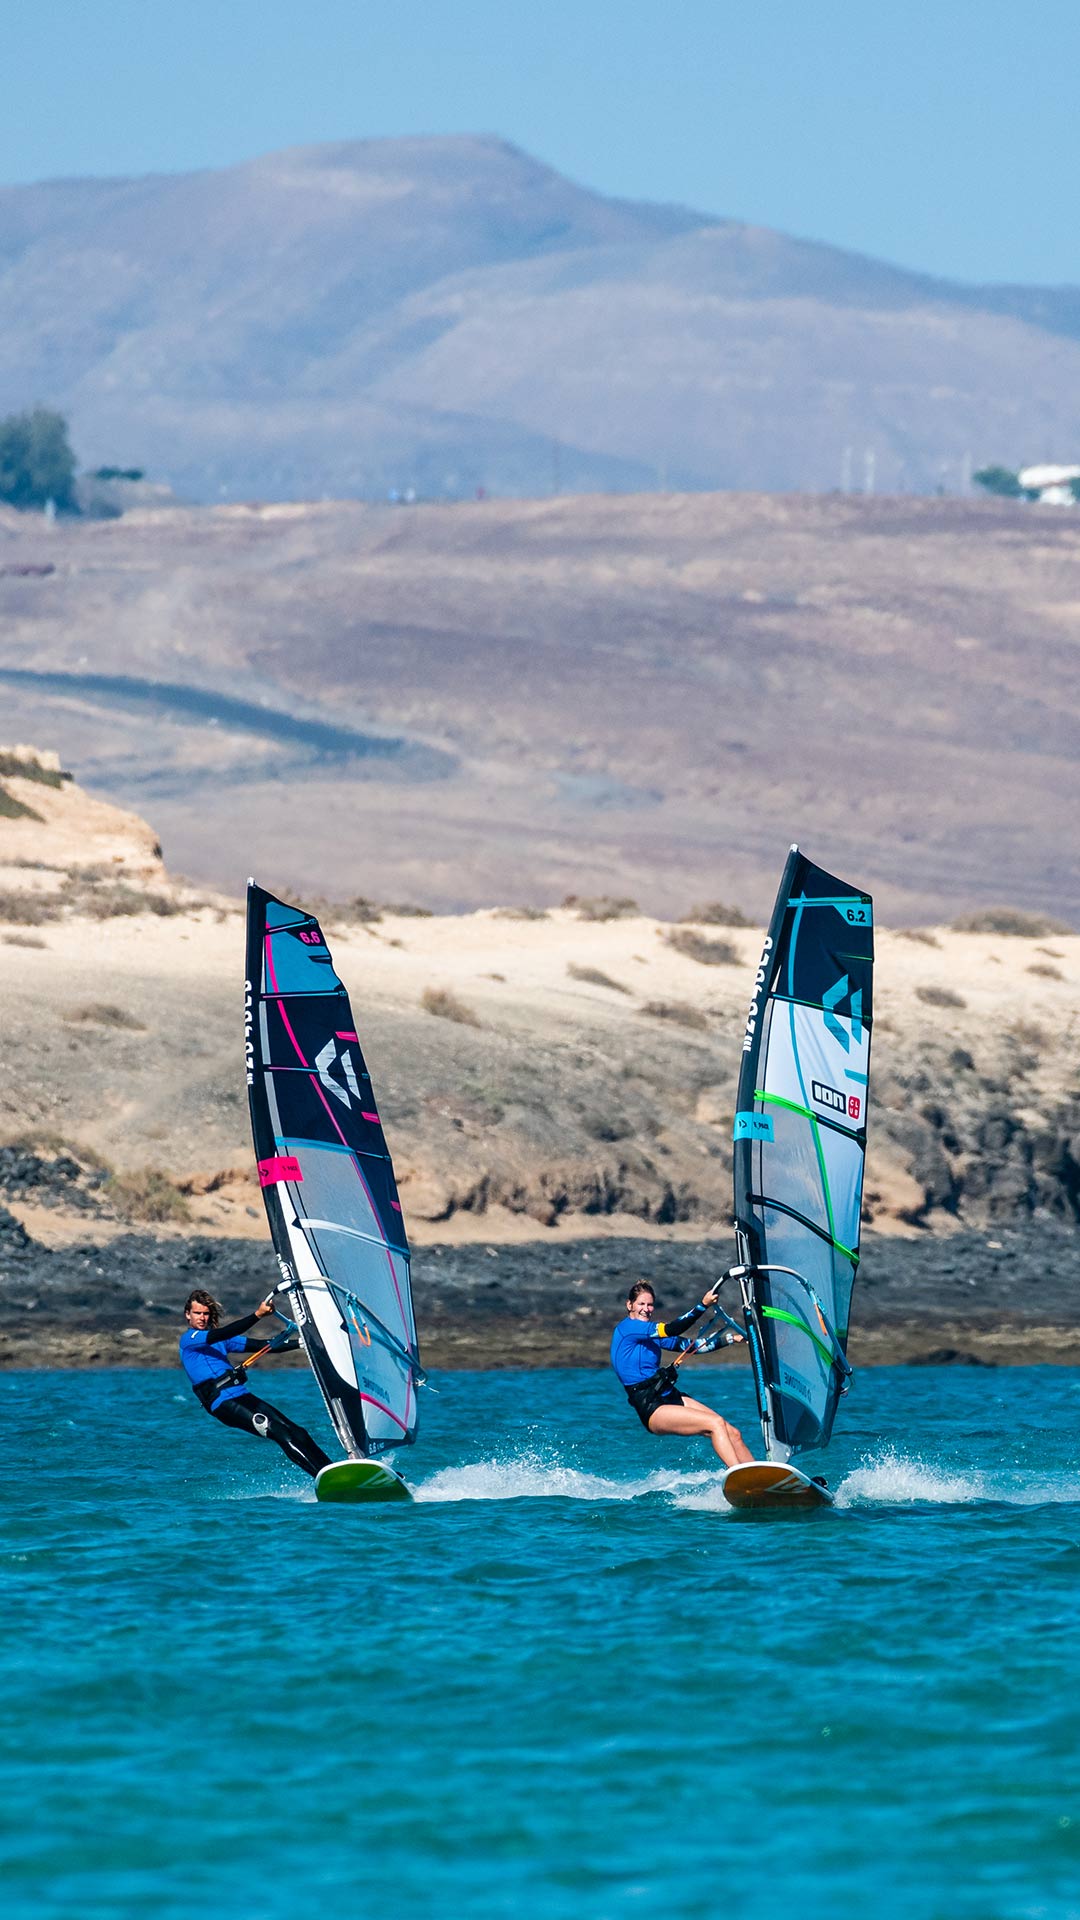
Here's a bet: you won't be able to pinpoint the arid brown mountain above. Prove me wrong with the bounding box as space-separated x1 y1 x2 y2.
4 135 1080 499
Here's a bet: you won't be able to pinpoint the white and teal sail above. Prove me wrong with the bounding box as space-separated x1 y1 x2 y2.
732 847 874 1462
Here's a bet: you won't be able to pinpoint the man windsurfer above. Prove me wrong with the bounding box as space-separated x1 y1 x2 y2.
179 1288 331 1479
610 1281 754 1467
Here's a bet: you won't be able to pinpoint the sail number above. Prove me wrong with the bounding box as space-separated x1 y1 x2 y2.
844 904 870 924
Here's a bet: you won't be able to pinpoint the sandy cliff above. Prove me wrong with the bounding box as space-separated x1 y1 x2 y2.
0 754 1077 1364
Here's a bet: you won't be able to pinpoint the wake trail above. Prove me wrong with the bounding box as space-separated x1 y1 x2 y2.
835 1449 1080 1509
413 1451 717 1505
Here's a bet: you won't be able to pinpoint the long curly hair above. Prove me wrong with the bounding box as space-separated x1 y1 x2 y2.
183 1287 223 1326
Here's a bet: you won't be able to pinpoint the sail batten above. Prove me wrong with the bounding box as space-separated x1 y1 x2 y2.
733 847 874 1463
246 882 420 1459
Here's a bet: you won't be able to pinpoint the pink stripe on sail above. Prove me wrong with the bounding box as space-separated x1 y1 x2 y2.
360 1391 409 1433
264 932 310 1069
361 1111 379 1123
336 1030 358 1040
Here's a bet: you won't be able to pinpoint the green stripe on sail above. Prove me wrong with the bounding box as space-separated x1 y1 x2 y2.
753 1090 857 1261
756 1088 858 1134
761 1304 834 1369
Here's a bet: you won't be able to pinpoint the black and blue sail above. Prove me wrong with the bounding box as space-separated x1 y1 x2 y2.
732 846 873 1461
245 882 420 1459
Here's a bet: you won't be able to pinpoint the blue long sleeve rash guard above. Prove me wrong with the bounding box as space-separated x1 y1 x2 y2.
610 1301 708 1388
179 1312 261 1412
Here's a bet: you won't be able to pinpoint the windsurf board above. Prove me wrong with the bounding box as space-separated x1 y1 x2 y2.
315 1459 412 1504
722 1461 833 1511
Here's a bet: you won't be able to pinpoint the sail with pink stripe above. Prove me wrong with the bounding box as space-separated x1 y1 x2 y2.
245 881 421 1459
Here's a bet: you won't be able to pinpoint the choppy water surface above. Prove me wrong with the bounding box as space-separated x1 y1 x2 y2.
4 1365 1080 1919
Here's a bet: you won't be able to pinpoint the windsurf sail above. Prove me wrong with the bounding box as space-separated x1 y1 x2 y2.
245 882 421 1459
732 846 873 1462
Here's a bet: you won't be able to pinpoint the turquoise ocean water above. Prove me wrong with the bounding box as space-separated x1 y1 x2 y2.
3 1363 1080 1920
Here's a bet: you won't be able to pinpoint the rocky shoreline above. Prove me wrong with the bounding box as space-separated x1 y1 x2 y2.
1 1211 1077 1371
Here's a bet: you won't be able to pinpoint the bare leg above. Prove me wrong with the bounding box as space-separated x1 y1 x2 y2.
647 1394 755 1467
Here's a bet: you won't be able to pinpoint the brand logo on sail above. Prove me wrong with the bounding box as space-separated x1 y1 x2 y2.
822 974 864 1053
315 1037 361 1108
244 978 254 1085
811 1079 847 1115
742 935 774 1053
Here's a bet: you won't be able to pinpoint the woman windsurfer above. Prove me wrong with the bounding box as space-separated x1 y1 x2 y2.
610 1280 754 1467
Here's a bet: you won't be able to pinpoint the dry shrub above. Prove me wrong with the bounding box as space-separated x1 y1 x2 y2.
385 903 433 918
897 928 941 948
493 906 549 921
331 897 382 924
105 1169 191 1223
421 986 481 1027
2 932 46 948
679 901 752 927
63 1003 147 1031
664 928 738 966
0 889 53 925
951 907 1073 937
3 1131 110 1171
0 788 43 822
567 963 630 994
1037 947 1064 959
80 885 185 920
915 984 967 1010
0 752 64 789
641 999 709 1031
562 894 639 921
1026 963 1064 981
1009 1020 1046 1050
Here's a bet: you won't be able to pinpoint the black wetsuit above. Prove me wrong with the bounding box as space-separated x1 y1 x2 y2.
209 1389 331 1478
179 1312 331 1479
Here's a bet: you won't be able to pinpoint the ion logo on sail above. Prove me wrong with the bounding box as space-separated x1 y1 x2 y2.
811 1079 847 1114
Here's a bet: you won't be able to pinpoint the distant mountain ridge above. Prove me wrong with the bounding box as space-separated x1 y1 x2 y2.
3 134 1080 500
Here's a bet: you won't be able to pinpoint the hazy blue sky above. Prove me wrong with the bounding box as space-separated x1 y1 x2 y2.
7 1 1076 286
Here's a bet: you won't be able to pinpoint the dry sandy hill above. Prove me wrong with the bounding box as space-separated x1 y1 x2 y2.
2 491 1080 925
1 754 1078 1270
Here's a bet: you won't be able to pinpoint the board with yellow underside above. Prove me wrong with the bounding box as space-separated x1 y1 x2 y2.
722 1461 833 1511
315 1460 412 1504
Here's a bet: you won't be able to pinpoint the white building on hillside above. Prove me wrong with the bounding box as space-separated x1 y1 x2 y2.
1018 463 1080 504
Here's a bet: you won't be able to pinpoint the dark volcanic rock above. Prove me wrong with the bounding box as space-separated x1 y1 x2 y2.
906 1348 997 1367
1 1219 1078 1372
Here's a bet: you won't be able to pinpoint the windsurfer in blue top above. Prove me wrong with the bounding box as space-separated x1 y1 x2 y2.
611 1280 754 1467
179 1288 331 1480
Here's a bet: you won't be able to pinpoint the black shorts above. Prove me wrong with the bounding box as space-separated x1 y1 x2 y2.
626 1369 685 1430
